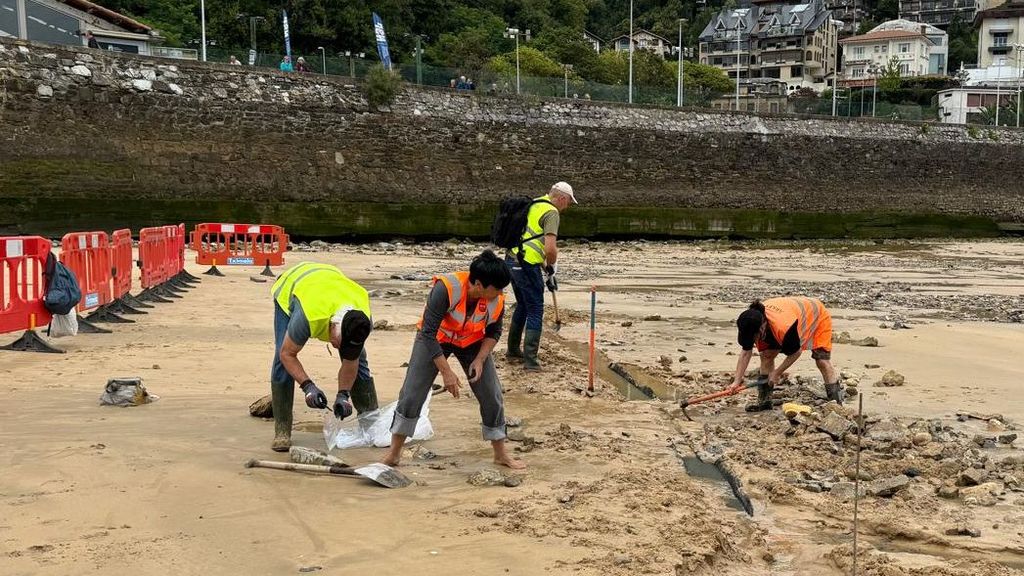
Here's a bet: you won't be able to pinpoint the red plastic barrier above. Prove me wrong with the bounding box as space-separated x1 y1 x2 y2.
110 229 133 300
190 223 288 267
0 236 53 334
61 231 111 312
139 227 170 289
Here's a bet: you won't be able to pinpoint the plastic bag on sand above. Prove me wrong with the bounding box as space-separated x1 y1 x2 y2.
48 310 78 338
100 377 158 406
324 393 433 450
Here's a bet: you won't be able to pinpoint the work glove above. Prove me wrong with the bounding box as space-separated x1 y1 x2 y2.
300 380 328 409
544 265 559 293
333 390 354 420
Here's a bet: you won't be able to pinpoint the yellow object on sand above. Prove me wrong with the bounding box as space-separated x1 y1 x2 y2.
783 402 812 419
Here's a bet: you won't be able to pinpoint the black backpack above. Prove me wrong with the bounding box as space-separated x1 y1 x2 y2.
43 252 82 316
490 197 554 257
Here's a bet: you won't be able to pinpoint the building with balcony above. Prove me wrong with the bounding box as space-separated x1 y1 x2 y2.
870 19 948 73
898 0 977 27
976 0 1024 68
839 22 947 85
698 0 839 95
824 0 867 33
0 0 162 54
611 29 674 58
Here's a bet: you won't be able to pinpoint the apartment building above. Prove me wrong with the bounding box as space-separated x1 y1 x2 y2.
976 0 1024 68
898 0 977 27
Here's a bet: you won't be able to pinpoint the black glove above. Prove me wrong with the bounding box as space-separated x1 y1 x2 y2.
300 380 328 409
333 390 353 420
544 265 558 292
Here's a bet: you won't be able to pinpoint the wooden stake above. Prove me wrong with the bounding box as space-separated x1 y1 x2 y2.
853 392 863 576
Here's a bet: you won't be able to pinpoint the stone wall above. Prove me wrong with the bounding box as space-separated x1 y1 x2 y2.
1 36 1021 239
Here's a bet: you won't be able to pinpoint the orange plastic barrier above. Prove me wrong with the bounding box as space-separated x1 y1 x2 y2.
190 223 288 267
110 229 133 300
61 231 112 312
0 236 53 336
139 227 170 289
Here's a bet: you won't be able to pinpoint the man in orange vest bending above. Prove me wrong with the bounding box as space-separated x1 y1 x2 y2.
382 250 525 470
732 297 841 410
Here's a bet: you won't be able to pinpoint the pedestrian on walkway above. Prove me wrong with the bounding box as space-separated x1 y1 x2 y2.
505 181 578 370
732 298 842 411
382 250 524 469
268 262 377 452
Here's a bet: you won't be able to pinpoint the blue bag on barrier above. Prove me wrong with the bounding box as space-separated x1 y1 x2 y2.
43 252 82 316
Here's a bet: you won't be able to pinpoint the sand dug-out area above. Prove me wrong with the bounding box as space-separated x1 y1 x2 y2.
2 238 1023 575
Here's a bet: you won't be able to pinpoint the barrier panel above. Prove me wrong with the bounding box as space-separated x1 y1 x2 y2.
60 231 112 313
139 227 170 289
110 229 133 300
190 223 288 275
0 236 61 353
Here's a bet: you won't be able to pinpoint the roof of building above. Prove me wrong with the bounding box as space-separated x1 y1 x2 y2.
839 29 932 44
60 0 152 33
609 29 673 44
870 18 946 37
976 0 1024 20
583 30 603 41
699 0 831 41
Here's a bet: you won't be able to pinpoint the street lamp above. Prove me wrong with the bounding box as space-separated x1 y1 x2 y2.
318 46 326 75
504 27 531 95
1012 43 1024 128
832 19 843 117
563 63 574 98
734 17 744 111
628 0 634 104
236 14 266 65
200 0 207 61
344 51 365 78
996 56 1004 127
677 18 688 107
404 33 429 85
869 63 880 117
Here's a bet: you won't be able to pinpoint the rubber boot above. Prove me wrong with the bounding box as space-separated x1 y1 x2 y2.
506 320 525 361
745 377 773 412
270 381 294 452
350 376 379 413
523 328 542 371
825 381 844 406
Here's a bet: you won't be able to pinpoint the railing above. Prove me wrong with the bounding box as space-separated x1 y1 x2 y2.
765 26 801 37
151 46 199 61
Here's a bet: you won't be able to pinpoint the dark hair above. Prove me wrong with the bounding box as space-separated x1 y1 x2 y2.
736 300 766 346
468 249 510 290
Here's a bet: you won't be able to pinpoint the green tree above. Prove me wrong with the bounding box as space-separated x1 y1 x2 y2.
487 46 563 78
877 55 902 95
680 61 734 102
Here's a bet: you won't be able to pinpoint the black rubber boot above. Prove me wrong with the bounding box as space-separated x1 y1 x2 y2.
825 381 844 406
745 377 774 412
350 376 379 413
523 328 542 371
506 320 525 361
270 381 294 452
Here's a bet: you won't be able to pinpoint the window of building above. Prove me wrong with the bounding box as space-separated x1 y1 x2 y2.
899 63 910 74
764 67 782 78
25 0 81 46
747 103 756 111
899 43 911 53
882 45 888 53
791 65 803 76
854 46 866 57
994 33 1009 47
0 0 19 38
770 102 780 112
852 68 864 77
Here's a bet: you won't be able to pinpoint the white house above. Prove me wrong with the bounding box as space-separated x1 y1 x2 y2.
583 30 602 53
937 86 1018 123
870 19 947 74
0 0 162 54
976 0 1024 69
840 28 933 87
610 29 673 58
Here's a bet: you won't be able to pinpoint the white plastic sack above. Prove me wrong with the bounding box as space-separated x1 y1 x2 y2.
324 393 434 450
48 310 78 338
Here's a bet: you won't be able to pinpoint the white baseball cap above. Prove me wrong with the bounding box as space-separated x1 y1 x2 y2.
551 181 578 204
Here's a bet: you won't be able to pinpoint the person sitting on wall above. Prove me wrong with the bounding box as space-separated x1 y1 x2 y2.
84 30 100 50
279 56 294 72
296 57 310 73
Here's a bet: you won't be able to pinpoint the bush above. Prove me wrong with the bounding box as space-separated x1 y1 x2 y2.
363 65 402 110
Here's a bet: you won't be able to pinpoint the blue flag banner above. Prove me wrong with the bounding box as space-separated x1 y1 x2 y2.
372 12 392 70
282 10 292 59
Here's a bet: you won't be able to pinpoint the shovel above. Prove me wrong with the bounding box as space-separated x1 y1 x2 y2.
678 376 767 421
551 290 562 332
244 459 412 488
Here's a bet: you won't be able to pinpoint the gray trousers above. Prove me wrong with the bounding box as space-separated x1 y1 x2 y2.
391 337 506 441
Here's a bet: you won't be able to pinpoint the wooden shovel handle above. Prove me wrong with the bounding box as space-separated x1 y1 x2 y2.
245 459 358 476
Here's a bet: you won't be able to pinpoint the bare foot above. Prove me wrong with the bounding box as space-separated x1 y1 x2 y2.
381 453 402 467
494 455 526 470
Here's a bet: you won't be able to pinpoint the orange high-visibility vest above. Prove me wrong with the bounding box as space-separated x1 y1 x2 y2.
761 297 832 352
418 271 504 348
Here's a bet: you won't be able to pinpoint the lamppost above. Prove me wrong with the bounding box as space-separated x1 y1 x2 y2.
237 14 266 65
628 0 634 104
563 63 574 98
996 56 1004 127
677 18 688 107
734 17 744 111
831 19 843 116
869 63 880 117
504 27 531 95
318 46 326 75
200 0 207 61
344 51 365 78
1013 43 1024 127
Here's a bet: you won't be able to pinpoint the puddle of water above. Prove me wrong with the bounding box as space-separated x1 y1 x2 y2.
558 338 657 401
680 456 750 514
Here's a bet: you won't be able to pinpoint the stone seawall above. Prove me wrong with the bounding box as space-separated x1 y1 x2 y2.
1 37 1020 238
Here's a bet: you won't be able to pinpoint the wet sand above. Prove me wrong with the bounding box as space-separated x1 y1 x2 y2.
1 239 1022 575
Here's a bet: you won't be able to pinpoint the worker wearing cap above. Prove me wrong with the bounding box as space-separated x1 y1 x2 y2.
383 250 525 469
505 181 578 371
269 262 376 452
732 298 841 411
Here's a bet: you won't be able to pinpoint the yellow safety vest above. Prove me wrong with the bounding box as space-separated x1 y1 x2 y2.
512 195 558 265
272 262 371 343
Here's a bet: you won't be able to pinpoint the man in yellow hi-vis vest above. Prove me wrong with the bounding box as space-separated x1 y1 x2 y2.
506 181 578 370
269 262 376 452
